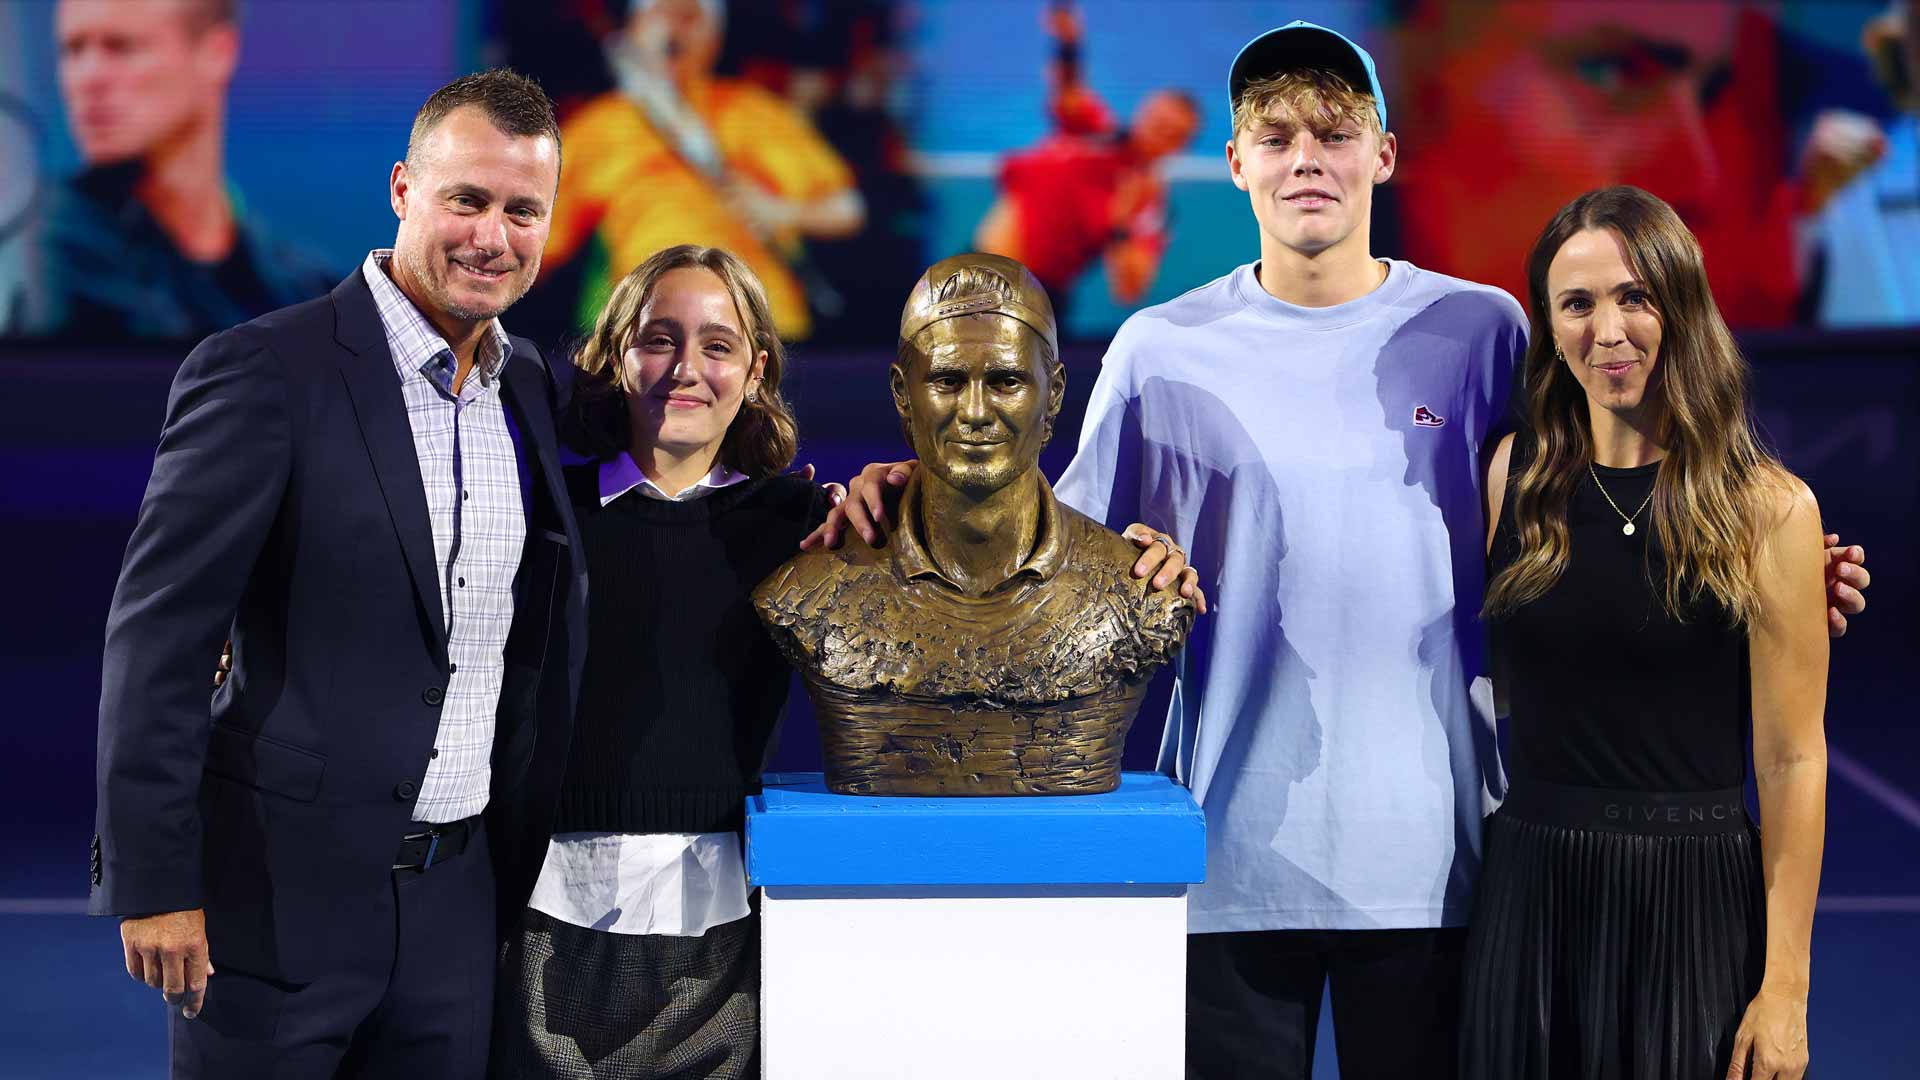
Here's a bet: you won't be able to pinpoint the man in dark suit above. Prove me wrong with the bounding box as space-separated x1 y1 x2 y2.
91 69 586 1077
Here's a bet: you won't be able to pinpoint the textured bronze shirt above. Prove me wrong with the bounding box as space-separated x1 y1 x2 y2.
753 474 1192 794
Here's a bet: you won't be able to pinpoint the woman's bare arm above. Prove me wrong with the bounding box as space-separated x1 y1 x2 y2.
1729 478 1829 1080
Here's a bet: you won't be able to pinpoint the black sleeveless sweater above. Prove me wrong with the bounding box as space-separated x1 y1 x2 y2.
553 468 832 835
1488 434 1751 792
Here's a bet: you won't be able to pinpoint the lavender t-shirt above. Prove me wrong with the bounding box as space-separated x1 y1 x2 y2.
1056 260 1525 932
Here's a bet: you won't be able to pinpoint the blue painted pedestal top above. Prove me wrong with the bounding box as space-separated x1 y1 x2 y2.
746 771 1206 888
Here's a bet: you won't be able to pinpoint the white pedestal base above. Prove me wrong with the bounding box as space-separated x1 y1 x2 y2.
759 885 1187 1079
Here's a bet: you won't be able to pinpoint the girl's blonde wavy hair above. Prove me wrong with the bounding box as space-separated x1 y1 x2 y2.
1484 186 1795 626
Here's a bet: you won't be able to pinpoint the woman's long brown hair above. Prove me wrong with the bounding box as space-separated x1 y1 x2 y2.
1484 186 1793 626
562 244 799 477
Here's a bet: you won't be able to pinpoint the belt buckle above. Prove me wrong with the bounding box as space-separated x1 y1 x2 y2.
393 825 443 871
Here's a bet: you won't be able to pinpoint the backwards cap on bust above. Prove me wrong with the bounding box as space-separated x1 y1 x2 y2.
898 253 1059 365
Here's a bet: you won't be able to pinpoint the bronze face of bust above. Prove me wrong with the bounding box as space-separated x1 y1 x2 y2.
752 253 1192 795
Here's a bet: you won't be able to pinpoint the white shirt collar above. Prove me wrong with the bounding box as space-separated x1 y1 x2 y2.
599 451 749 506
360 250 513 388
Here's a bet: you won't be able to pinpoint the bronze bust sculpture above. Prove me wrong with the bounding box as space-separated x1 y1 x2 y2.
752 253 1192 795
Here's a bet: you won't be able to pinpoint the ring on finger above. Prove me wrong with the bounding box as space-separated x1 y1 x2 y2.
1151 532 1181 556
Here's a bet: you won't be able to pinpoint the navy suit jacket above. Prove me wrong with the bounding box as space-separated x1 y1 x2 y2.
91 270 587 982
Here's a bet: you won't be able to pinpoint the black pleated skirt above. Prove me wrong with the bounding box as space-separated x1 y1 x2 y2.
1459 780 1767 1080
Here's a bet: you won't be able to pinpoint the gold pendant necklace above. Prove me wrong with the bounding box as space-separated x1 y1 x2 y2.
1588 463 1655 536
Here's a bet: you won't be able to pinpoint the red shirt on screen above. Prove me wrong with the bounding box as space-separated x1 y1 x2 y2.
999 133 1167 294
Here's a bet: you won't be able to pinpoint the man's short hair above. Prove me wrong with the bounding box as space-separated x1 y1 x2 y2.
182 0 239 30
406 69 561 170
1232 69 1380 140
169 0 239 34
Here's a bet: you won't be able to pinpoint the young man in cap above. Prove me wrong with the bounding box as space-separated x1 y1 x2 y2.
814 21 1869 1077
1055 23 1518 1074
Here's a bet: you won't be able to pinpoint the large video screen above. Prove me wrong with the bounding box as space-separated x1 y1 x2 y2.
2 0 1912 348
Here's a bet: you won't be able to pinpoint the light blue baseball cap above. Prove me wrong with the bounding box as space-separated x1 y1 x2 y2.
1228 20 1387 132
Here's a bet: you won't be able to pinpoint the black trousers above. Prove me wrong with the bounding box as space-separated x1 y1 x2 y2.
1186 927 1468 1080
169 821 496 1079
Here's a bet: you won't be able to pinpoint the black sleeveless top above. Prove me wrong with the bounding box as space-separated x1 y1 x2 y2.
1488 434 1750 792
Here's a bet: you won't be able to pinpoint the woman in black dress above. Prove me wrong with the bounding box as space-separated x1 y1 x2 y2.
1462 187 1827 1080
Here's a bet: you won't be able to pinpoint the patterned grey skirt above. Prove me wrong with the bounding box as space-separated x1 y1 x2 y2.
491 906 758 1079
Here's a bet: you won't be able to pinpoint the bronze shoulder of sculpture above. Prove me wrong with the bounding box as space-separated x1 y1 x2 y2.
1046 502 1196 673
749 536 895 674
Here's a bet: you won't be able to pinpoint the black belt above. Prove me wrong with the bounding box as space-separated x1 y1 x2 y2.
392 813 481 872
1501 779 1751 836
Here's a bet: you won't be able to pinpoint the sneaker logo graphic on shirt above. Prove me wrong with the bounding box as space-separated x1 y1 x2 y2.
1412 405 1446 428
